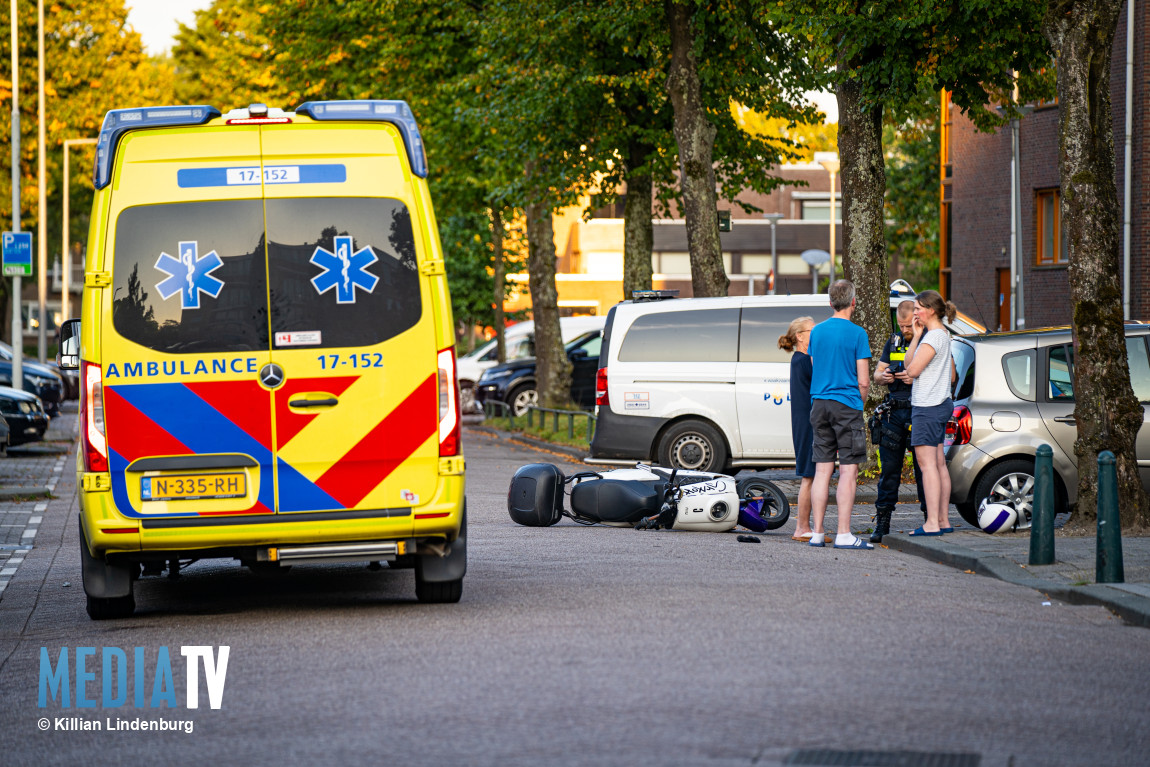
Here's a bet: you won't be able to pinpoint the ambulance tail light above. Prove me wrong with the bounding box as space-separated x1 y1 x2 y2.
437 347 461 456
595 367 609 407
80 362 108 472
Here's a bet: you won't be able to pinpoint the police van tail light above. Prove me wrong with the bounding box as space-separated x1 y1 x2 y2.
80 361 108 472
595 367 609 407
945 405 972 448
438 347 461 456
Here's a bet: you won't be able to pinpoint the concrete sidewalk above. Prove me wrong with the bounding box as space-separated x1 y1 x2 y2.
883 529 1150 627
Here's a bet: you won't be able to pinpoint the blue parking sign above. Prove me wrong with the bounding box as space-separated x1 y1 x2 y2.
1 232 32 276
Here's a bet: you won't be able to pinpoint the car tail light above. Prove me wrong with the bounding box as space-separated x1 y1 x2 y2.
81 361 108 471
595 367 609 407
437 347 461 456
945 405 972 448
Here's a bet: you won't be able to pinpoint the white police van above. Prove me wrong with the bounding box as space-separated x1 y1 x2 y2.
588 285 983 472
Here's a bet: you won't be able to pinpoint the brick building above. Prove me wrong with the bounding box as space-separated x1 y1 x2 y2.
942 2 1148 330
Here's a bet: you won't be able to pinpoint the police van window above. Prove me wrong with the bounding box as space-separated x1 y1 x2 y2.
266 197 421 349
618 309 739 362
112 201 268 354
739 305 833 363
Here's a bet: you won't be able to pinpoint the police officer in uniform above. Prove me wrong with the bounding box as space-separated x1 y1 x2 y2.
869 300 925 541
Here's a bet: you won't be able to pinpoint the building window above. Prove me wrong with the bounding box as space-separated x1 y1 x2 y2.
1036 189 1068 265
939 200 951 299
799 200 841 221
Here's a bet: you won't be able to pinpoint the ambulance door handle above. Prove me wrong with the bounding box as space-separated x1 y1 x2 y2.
289 397 339 408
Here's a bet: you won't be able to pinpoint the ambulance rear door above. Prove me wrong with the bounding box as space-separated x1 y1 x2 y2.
259 122 440 522
100 126 277 519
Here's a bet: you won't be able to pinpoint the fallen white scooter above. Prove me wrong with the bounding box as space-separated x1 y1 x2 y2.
507 463 789 533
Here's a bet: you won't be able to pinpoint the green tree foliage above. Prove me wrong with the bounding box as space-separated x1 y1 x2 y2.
780 0 1051 376
171 0 296 108
883 92 940 292
0 0 174 331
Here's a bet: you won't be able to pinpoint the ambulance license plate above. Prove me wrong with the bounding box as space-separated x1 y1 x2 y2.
141 473 246 501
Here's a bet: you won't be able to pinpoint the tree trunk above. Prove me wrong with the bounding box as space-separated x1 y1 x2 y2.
491 207 507 363
524 198 572 410
1042 0 1149 531
665 0 728 298
622 138 654 301
836 76 889 393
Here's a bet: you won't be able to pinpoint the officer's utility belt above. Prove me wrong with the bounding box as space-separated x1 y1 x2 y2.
887 397 912 411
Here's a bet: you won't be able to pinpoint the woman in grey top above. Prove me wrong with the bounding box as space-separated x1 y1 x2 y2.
894 290 956 536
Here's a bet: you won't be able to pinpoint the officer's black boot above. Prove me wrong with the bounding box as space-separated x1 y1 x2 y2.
870 509 892 542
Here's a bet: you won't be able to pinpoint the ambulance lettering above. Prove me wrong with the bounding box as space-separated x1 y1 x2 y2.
154 241 225 310
310 235 378 304
105 357 260 379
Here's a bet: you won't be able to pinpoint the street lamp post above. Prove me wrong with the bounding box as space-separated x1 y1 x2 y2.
816 153 840 286
62 138 97 323
762 212 784 294
9 0 23 389
36 0 46 362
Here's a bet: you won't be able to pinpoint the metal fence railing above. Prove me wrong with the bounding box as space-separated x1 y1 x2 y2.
482 400 597 444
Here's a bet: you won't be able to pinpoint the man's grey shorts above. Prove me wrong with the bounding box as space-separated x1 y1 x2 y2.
810 399 867 465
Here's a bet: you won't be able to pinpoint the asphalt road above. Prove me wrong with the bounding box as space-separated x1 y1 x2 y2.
1 425 1148 766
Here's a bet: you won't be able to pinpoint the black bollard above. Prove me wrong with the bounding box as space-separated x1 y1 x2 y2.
1029 444 1055 565
1095 451 1125 584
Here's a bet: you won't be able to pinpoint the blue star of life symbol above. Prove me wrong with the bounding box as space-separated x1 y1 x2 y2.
154 241 225 310
310 235 378 304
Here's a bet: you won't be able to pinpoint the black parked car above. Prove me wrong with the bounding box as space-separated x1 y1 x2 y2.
0 342 64 415
0 386 48 445
476 330 602 416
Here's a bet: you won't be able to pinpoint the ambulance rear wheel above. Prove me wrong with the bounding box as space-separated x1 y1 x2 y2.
415 577 463 603
86 593 135 620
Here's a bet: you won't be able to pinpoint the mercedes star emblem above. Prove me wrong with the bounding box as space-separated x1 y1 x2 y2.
259 363 285 389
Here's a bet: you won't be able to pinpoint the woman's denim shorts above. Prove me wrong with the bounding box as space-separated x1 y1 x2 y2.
911 398 953 447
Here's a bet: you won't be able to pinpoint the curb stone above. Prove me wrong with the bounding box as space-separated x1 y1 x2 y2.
884 533 1150 628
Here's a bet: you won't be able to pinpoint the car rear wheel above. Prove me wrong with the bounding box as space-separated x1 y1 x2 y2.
507 384 538 417
972 459 1037 530
659 420 728 473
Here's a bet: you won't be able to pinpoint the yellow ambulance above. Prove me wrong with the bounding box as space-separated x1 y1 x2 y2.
57 101 466 619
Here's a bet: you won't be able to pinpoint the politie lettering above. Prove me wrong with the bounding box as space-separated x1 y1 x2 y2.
38 646 230 710
104 357 258 379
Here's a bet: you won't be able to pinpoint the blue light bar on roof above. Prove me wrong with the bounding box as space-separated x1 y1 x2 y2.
94 106 221 189
293 100 428 178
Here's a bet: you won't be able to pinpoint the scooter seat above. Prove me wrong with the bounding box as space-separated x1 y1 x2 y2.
570 479 663 525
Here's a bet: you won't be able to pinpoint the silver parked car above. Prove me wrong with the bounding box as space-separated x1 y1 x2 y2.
946 324 1150 528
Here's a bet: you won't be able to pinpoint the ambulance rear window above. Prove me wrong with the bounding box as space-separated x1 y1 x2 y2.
110 197 423 354
265 197 421 348
112 201 269 354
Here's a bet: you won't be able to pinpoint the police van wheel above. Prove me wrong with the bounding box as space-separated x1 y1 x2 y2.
659 420 727 473
86 593 135 620
415 577 463 604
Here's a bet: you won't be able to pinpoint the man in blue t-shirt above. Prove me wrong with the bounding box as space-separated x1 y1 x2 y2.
807 279 873 550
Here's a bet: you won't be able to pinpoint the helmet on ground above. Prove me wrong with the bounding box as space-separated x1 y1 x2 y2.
978 498 1017 534
738 498 769 533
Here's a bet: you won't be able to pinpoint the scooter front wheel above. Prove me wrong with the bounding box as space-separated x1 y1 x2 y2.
736 474 790 530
